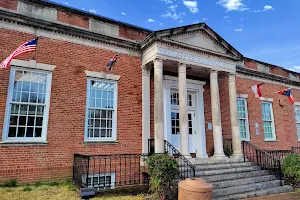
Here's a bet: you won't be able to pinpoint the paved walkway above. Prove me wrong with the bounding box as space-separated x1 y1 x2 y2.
248 192 300 200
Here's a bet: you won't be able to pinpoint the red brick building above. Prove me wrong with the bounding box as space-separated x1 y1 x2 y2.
0 0 299 184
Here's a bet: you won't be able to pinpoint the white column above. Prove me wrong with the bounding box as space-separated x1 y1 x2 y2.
153 59 165 153
228 73 243 158
178 63 190 156
210 70 226 158
142 65 150 154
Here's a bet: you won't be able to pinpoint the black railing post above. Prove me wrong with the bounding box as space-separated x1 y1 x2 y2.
256 149 259 165
278 160 283 186
86 155 90 188
72 154 76 185
242 141 246 162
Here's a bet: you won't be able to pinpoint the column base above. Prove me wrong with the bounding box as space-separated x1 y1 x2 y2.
230 153 244 161
212 153 228 160
196 152 209 158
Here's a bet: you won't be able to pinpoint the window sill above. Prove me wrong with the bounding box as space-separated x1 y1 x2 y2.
83 141 119 145
264 140 278 142
0 141 49 146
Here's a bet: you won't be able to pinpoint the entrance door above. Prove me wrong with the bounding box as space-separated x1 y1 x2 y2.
170 110 195 153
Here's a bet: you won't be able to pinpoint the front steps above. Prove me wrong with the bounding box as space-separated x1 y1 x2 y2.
187 158 293 200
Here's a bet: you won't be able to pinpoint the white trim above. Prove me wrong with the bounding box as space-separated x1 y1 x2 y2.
261 101 277 141
2 67 52 143
237 97 250 141
164 75 206 86
85 70 120 81
84 78 118 142
294 102 300 106
10 59 56 71
237 94 248 99
259 97 273 102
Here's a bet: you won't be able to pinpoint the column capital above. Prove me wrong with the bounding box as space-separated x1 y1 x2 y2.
142 65 150 76
178 63 187 73
228 73 236 82
210 70 218 79
153 58 163 68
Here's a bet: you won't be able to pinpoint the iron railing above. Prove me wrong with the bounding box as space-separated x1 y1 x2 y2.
292 146 300 154
164 140 195 180
264 150 293 164
242 141 283 185
73 153 149 190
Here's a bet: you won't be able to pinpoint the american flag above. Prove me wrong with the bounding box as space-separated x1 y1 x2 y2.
0 37 39 69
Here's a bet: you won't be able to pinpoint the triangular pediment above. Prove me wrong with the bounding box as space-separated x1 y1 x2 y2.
169 32 227 54
142 23 243 59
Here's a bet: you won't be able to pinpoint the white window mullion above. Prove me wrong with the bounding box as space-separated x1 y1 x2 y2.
294 105 300 141
261 101 276 141
237 98 250 141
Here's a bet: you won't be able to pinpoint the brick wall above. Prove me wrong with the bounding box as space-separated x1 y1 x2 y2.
57 10 89 29
0 0 17 10
203 83 213 156
270 67 289 78
0 29 143 183
119 26 149 41
244 59 257 70
236 77 300 150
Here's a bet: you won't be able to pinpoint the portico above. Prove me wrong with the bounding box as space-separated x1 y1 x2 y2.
141 23 244 159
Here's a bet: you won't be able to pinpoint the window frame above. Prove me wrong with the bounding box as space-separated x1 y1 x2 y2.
237 97 250 141
84 77 118 142
260 101 276 141
2 66 52 143
82 173 116 189
294 104 300 141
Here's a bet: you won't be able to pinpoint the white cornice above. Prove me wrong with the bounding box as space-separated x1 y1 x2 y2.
85 70 120 81
11 59 56 71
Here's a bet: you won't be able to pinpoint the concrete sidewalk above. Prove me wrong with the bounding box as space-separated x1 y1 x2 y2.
247 192 300 200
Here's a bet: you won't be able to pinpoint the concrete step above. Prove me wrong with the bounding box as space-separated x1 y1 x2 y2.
201 170 269 182
211 175 276 189
196 166 261 176
189 158 246 165
193 162 253 171
212 180 282 198
213 185 293 200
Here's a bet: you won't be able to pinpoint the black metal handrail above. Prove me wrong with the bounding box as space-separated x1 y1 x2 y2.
164 140 196 180
242 141 283 185
73 153 149 190
264 150 293 164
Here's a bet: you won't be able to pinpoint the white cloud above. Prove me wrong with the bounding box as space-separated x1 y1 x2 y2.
203 17 208 22
180 20 183 24
161 11 185 20
89 9 96 14
121 12 126 15
235 28 243 32
193 20 199 24
159 22 164 26
81 8 86 11
263 5 274 11
160 0 174 3
288 66 300 72
64 2 69 6
183 1 199 13
147 18 155 22
224 16 230 19
169 4 178 11
217 0 248 11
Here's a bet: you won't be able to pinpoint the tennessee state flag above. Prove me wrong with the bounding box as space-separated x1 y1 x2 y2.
275 88 294 105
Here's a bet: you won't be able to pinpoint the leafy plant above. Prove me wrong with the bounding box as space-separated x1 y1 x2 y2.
211 146 233 157
34 181 42 187
23 186 32 191
2 179 17 187
146 154 178 200
282 154 300 188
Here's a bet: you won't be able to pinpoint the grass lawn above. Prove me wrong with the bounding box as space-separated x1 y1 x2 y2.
0 183 145 200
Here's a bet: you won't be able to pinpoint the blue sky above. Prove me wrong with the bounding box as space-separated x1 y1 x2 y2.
51 0 300 72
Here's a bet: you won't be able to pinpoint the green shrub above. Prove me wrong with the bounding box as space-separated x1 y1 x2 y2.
34 181 42 187
146 154 178 200
282 154 300 188
47 182 59 186
23 186 32 191
2 179 17 187
211 146 233 157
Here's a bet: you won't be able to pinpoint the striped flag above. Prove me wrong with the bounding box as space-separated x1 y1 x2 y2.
251 83 264 98
275 88 295 105
107 53 119 71
0 37 39 69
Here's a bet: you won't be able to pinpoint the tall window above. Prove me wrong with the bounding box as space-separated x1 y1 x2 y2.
294 105 300 141
237 98 250 141
3 68 51 142
85 79 117 141
261 102 276 141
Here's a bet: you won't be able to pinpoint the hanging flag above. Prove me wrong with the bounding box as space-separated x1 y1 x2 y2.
0 37 39 69
106 53 119 71
275 88 295 105
251 83 265 98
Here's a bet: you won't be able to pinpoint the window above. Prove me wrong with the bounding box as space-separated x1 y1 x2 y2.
85 79 117 141
3 68 51 142
261 102 276 141
237 98 250 141
82 173 115 189
170 92 192 106
294 105 300 141
171 112 193 135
